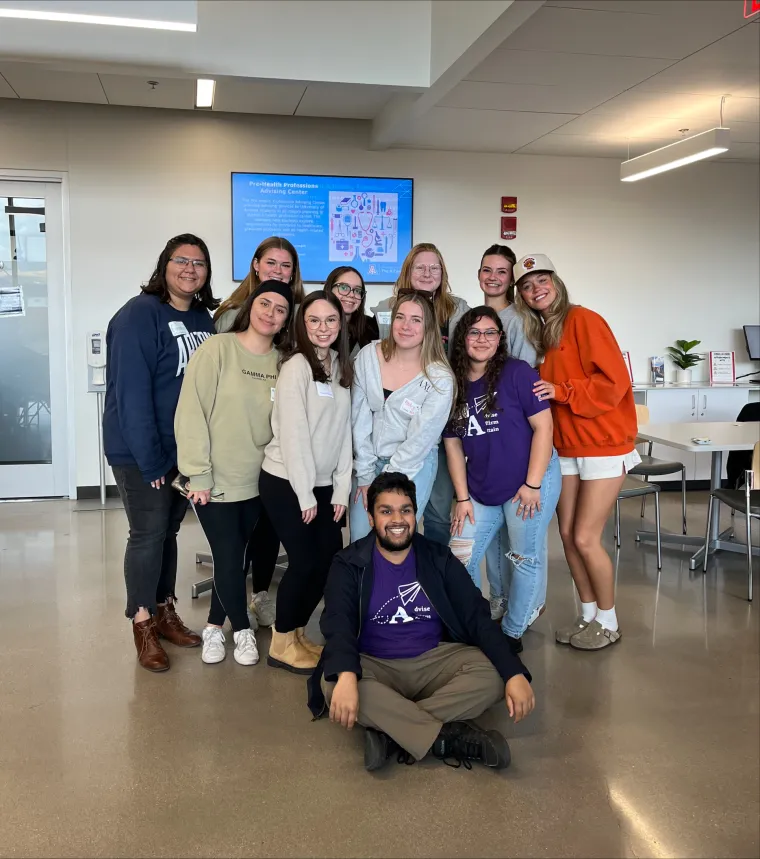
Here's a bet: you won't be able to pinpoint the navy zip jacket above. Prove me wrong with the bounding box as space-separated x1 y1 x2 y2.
103 293 214 483
307 532 531 717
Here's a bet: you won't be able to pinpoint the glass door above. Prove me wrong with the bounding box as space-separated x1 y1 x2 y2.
0 180 69 498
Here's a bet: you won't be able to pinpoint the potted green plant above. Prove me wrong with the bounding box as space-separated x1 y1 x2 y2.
666 339 704 384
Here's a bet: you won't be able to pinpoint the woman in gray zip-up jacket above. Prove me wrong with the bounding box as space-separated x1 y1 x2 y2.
350 292 455 540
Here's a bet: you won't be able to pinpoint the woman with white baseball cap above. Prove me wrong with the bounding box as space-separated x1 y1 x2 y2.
513 254 639 651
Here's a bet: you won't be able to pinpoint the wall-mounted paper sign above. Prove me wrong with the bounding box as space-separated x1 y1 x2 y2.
501 216 517 240
622 351 633 385
0 285 24 318
709 350 736 384
501 196 517 213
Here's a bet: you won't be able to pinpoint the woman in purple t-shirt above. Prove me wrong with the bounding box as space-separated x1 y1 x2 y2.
444 307 561 653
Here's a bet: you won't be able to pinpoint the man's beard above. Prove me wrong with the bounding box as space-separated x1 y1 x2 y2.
375 525 414 553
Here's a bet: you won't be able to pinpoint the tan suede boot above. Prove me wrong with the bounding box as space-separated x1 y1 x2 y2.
295 627 324 659
267 629 319 675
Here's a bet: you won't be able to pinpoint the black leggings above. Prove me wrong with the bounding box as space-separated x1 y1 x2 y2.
259 470 343 633
195 498 261 632
244 508 281 593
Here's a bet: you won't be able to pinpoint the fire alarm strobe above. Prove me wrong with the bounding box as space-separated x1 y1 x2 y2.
501 196 517 213
501 216 517 240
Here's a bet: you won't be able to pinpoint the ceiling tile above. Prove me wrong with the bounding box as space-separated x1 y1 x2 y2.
440 80 608 115
503 4 744 60
0 72 18 98
0 62 106 103
588 90 760 123
213 78 305 115
394 107 578 152
296 83 395 119
99 74 193 109
467 48 672 88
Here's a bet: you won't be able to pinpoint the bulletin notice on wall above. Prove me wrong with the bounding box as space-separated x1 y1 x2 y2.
232 173 413 284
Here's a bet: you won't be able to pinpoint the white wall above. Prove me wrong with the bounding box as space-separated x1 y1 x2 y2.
0 99 757 489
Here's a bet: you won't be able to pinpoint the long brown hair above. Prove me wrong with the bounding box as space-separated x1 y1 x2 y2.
514 272 574 360
141 233 219 311
283 290 353 389
447 306 507 435
324 265 370 348
381 292 452 392
394 243 456 330
214 236 303 321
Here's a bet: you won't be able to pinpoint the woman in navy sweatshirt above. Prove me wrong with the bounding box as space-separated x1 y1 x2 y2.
103 234 218 672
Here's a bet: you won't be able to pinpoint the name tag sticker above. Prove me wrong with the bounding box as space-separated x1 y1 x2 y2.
376 312 391 325
168 320 189 336
400 397 421 417
271 387 276 402
316 381 334 398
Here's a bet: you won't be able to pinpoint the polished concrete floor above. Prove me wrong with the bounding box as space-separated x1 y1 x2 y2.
0 492 758 859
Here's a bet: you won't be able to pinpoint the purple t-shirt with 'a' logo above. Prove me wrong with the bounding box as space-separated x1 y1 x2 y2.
358 546 443 660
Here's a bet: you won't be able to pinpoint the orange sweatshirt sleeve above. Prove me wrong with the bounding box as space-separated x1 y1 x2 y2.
552 310 631 419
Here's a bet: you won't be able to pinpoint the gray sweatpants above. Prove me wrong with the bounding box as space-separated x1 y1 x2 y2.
321 642 504 760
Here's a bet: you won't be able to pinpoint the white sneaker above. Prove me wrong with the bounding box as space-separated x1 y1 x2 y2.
489 596 508 621
250 590 276 628
233 628 260 666
201 626 226 664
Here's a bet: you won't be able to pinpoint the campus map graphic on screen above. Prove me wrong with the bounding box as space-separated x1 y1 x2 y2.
232 173 414 283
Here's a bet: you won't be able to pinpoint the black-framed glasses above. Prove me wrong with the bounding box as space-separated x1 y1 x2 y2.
170 256 207 270
333 282 365 299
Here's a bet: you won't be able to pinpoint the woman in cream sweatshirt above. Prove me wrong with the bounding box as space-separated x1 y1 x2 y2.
259 290 353 674
351 291 455 540
175 280 293 667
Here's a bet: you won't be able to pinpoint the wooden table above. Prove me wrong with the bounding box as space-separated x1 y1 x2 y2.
635 421 760 570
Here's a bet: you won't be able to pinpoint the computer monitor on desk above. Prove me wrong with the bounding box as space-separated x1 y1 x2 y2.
743 325 760 383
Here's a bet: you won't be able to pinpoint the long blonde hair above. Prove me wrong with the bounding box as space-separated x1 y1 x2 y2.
381 292 453 395
214 236 304 322
514 273 574 360
394 243 457 330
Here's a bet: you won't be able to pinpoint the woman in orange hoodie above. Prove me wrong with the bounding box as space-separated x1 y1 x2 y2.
514 254 640 651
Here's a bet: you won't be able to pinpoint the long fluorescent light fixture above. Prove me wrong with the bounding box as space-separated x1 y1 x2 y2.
620 127 730 182
0 7 196 31
195 79 215 110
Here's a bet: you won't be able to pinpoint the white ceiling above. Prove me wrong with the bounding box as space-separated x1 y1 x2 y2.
0 0 757 163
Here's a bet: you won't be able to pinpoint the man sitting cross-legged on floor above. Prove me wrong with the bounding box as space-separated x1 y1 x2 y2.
307 471 535 772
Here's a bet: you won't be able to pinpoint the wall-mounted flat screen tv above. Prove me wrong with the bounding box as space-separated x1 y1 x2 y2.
232 172 414 283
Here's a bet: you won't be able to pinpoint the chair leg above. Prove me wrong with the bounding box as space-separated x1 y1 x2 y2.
681 467 687 535
746 510 753 602
640 493 647 520
615 500 621 547
703 496 714 573
654 491 662 570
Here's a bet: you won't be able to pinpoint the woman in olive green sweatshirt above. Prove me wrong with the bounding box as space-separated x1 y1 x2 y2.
175 280 293 667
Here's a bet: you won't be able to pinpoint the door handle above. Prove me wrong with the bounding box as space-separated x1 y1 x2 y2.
702 395 707 410
692 395 695 409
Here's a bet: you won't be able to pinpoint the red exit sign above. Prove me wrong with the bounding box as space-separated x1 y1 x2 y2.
745 0 760 18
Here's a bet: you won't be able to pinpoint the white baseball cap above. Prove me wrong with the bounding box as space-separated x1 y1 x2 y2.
514 254 556 283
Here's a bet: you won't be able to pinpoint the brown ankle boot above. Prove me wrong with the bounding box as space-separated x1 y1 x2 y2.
155 602 201 648
295 627 324 659
267 630 319 675
132 618 170 672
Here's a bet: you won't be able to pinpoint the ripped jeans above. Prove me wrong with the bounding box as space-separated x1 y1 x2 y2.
449 453 561 638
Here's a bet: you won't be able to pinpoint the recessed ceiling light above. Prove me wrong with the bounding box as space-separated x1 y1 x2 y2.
195 79 215 110
0 7 196 31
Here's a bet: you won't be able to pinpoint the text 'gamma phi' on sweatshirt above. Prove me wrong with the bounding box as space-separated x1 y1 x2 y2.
103 292 214 482
352 341 455 486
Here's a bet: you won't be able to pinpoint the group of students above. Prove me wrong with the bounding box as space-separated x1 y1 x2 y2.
103 231 639 678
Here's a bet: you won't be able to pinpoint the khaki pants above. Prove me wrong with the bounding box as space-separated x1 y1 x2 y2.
321 642 504 760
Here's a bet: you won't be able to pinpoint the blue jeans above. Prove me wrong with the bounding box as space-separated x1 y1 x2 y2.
450 453 561 638
350 448 439 541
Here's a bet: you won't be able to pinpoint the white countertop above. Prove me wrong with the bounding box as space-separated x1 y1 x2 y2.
632 381 759 390
637 421 760 452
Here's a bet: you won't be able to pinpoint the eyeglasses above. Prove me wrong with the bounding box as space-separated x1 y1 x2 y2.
412 264 442 276
305 315 341 331
466 328 501 342
333 283 365 299
170 256 207 270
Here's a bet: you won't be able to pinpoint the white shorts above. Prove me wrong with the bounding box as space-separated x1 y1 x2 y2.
559 449 642 481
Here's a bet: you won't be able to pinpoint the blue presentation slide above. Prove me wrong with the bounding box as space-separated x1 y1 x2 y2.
232 173 414 283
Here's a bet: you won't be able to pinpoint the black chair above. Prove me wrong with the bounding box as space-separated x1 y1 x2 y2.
615 476 662 569
704 441 759 602
726 402 760 489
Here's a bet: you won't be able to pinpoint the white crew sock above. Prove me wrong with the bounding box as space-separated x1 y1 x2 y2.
595 606 618 632
581 600 597 622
